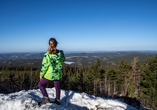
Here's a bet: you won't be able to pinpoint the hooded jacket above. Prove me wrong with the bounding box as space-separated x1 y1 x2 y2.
40 50 65 81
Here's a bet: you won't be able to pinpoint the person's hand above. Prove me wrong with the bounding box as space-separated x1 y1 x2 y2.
40 76 43 80
60 50 64 53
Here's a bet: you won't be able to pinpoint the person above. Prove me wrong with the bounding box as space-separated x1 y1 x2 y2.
38 38 65 106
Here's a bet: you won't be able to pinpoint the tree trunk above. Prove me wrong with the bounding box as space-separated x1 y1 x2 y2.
108 80 110 97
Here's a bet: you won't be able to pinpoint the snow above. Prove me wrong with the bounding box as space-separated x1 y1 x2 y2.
0 88 144 110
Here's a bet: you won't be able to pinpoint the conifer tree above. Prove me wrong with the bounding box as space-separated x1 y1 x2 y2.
117 59 132 96
77 68 84 92
130 57 140 99
140 55 157 109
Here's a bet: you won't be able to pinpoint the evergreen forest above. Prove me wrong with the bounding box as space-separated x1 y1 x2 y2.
0 55 157 109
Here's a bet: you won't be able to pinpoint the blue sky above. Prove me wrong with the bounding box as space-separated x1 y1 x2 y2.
0 0 157 53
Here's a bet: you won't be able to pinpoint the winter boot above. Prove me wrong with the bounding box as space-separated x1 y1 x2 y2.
39 97 50 106
54 98 60 105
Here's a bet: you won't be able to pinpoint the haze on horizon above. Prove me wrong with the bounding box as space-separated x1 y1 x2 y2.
0 0 157 53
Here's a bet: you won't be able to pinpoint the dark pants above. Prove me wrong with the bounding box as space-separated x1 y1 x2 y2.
38 77 60 100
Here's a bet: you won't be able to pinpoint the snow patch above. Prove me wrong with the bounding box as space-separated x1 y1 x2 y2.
0 88 143 110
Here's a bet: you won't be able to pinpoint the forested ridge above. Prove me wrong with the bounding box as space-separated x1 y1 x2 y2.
0 55 157 109
1 52 156 67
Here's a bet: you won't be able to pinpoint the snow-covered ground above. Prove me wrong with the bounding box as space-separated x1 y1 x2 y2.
0 88 145 110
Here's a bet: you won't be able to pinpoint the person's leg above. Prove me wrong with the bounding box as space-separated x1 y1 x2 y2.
38 77 50 97
54 80 60 100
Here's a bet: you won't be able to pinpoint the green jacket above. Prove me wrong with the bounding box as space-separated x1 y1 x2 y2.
40 51 65 81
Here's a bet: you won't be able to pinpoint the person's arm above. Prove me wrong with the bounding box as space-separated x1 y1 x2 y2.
40 54 49 78
57 50 65 62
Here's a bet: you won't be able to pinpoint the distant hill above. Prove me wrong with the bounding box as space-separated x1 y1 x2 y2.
0 51 156 67
65 51 156 66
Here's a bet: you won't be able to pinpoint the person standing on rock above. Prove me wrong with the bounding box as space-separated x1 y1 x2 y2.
38 38 65 106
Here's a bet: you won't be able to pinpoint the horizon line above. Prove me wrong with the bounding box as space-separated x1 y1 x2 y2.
0 50 157 54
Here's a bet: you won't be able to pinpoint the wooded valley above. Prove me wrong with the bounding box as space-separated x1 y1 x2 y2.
0 54 157 109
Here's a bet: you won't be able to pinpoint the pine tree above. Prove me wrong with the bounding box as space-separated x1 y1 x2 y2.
130 57 140 99
117 59 132 96
140 55 157 109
